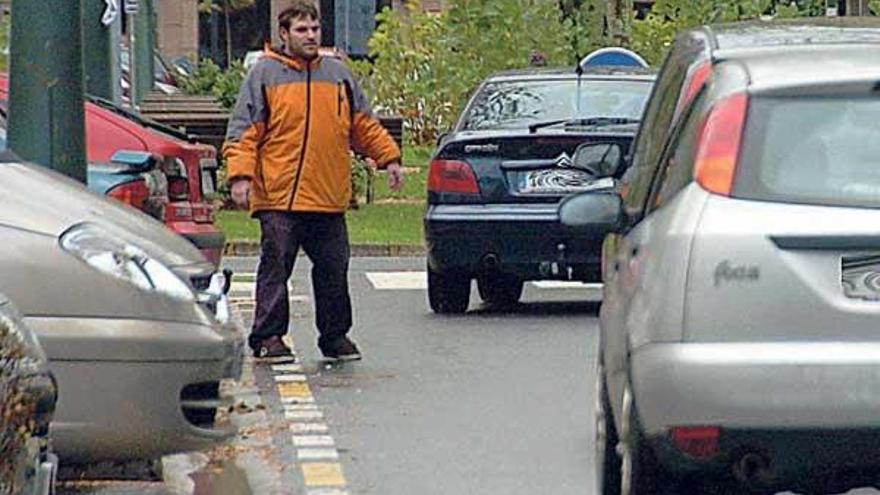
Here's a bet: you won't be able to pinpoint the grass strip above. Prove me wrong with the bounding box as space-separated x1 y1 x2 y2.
217 202 425 246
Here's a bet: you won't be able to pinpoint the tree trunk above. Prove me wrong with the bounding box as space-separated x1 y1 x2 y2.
606 0 632 45
846 0 869 15
224 2 233 66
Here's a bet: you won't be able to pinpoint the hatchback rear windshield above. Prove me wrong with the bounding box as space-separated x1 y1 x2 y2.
459 79 652 131
737 95 880 209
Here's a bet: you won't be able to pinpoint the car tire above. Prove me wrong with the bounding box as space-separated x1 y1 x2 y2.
427 265 470 314
619 385 672 495
477 274 524 308
596 364 621 495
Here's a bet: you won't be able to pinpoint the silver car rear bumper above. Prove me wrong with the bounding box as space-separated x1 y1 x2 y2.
632 342 880 436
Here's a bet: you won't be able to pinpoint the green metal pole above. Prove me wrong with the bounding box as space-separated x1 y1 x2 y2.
8 0 87 183
133 0 155 104
82 0 115 100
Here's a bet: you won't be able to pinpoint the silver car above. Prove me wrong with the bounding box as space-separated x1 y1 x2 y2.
0 155 242 462
560 18 880 495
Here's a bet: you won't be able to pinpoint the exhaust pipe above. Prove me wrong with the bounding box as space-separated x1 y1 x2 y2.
482 253 499 270
733 453 772 487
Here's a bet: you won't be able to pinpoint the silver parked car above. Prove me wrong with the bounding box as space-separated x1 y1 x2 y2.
560 18 880 495
0 153 242 462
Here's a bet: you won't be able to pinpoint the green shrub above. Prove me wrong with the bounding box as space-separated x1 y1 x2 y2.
178 59 246 110
353 0 613 146
629 0 838 66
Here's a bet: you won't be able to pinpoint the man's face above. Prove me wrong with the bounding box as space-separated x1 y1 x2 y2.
281 15 321 60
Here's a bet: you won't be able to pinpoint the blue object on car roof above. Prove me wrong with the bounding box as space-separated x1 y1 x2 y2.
580 47 649 69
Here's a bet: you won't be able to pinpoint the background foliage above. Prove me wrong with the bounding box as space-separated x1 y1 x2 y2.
630 0 838 65
354 0 868 145
178 59 246 110
351 0 612 145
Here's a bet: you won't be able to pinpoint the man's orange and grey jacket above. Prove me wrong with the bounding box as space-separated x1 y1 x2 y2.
223 47 400 214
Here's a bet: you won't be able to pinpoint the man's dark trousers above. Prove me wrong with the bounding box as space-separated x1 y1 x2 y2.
249 211 352 351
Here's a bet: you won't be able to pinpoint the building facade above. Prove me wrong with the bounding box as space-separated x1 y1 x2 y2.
156 0 200 61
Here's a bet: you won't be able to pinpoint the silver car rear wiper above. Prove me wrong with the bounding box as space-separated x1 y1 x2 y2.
528 116 640 134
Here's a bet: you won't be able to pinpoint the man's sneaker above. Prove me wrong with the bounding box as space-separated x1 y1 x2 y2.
320 337 362 362
252 336 295 359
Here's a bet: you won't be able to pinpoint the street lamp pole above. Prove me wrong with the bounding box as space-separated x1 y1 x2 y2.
82 0 116 101
8 0 87 183
130 0 155 105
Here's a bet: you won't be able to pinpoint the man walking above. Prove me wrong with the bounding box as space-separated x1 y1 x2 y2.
223 0 403 361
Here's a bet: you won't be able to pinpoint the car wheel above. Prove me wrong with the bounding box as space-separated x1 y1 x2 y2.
477 273 524 307
596 364 621 495
619 385 671 495
427 265 470 314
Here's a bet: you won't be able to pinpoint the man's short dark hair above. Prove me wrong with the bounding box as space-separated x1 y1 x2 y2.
279 1 320 30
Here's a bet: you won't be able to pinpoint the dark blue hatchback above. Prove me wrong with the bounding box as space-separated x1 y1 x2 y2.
424 65 655 313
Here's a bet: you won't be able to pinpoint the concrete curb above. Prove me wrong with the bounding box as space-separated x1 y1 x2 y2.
223 242 426 257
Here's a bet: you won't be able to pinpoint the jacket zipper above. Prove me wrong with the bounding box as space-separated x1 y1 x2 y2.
287 64 312 211
337 82 343 116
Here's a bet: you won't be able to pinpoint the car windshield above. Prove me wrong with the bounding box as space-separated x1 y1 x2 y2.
737 95 880 209
460 78 652 131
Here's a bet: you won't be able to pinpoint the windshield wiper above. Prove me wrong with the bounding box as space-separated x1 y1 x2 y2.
528 116 641 134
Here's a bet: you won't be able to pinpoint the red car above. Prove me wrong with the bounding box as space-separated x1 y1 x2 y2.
0 75 225 266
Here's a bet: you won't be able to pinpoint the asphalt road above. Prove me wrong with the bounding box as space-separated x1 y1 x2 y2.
223 255 603 495
57 255 880 495
223 255 880 495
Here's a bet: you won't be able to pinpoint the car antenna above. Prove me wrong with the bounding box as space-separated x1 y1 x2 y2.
575 62 584 118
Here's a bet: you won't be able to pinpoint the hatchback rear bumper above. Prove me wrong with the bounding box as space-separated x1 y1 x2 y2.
632 342 880 436
424 203 611 280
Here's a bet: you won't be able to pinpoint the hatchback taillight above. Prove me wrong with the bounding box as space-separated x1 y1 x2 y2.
670 426 720 460
165 203 193 222
427 159 480 195
193 204 213 223
693 92 748 196
107 179 150 210
168 176 189 201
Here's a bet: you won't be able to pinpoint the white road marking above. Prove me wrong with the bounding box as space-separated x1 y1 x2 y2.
272 363 304 373
365 271 427 290
230 271 350 492
285 409 324 421
274 374 308 382
291 423 330 434
284 404 320 412
531 281 603 290
364 271 604 292
229 281 255 293
297 448 340 460
293 435 335 447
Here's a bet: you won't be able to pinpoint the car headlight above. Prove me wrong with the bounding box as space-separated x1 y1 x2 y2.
60 223 195 302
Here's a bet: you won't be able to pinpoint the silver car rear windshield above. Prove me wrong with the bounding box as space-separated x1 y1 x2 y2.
737 95 880 209
460 79 652 131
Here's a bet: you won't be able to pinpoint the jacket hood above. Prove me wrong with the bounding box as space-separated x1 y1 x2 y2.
262 43 322 71
0 157 212 273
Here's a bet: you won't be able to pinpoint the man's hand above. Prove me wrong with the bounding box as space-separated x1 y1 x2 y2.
230 179 252 209
386 161 403 191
